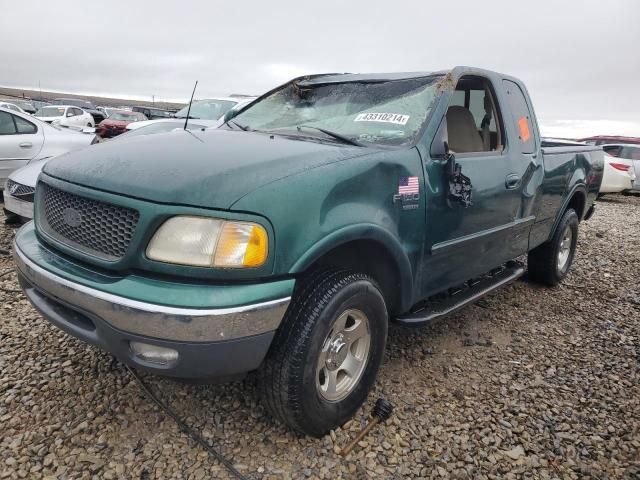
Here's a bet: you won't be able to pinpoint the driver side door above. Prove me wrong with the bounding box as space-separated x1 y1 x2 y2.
421 75 527 296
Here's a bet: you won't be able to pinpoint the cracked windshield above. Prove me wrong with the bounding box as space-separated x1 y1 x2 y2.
232 75 443 146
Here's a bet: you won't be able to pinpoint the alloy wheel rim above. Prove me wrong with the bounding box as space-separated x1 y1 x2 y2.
557 227 573 273
316 308 371 402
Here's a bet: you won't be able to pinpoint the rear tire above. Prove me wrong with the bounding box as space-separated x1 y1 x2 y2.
258 268 388 437
528 208 579 286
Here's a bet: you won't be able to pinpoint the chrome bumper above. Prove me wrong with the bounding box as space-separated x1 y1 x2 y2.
4 194 34 218
14 245 290 342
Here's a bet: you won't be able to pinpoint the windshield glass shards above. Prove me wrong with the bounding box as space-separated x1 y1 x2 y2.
232 75 443 147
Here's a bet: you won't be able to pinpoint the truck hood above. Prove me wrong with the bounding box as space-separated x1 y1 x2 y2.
43 128 370 209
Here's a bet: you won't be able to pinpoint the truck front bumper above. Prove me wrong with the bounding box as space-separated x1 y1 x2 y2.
14 223 293 379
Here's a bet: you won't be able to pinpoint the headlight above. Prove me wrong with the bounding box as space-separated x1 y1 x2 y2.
146 216 268 268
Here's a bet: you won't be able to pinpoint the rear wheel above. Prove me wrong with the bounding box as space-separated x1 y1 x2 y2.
528 208 579 286
258 268 387 437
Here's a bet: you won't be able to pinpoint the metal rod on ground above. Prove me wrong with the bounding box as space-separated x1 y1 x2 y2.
125 364 249 480
340 398 393 456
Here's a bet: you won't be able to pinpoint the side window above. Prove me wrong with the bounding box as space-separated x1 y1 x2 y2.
0 111 17 134
603 145 621 157
503 80 535 154
73 108 83 116
14 115 37 134
446 76 505 154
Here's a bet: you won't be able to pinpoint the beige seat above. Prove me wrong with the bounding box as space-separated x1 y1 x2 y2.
446 106 484 153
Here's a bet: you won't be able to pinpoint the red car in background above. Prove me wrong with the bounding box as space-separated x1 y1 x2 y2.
96 111 147 138
579 135 640 146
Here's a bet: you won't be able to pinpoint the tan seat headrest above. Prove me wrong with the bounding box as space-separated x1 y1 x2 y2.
446 106 484 153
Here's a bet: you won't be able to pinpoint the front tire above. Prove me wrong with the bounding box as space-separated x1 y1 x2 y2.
528 208 579 286
258 268 388 437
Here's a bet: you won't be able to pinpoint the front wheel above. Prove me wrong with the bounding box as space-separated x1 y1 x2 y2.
258 268 388 437
528 208 579 286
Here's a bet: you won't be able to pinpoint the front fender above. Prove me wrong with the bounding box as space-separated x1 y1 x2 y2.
291 223 414 311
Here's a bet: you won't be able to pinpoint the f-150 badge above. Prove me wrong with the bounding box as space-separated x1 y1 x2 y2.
393 176 419 210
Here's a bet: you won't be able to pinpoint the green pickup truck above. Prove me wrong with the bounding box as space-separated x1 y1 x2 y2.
14 67 603 436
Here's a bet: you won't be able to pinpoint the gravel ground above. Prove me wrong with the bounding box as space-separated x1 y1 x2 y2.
1 195 639 480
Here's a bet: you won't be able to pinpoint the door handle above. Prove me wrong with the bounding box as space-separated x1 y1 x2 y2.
505 173 520 189
19 142 32 148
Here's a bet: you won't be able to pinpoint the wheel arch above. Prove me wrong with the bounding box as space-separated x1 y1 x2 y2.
549 184 586 241
290 225 414 314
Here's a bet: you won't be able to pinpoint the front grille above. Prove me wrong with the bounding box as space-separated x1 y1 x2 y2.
39 183 139 260
6 180 35 202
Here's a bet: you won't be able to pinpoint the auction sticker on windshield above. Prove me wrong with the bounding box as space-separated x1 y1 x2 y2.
354 113 410 125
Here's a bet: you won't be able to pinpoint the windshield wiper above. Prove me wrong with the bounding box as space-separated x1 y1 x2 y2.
296 125 364 147
225 120 250 131
176 115 200 119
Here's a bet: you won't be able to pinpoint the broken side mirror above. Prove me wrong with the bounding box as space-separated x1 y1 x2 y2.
431 117 473 208
446 151 473 208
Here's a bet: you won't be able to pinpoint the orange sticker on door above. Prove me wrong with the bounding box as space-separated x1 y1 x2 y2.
518 117 531 142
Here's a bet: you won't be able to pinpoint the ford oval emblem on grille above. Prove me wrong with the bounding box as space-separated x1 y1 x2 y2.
62 208 83 228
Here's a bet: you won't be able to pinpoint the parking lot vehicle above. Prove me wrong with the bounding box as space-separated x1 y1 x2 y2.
52 98 106 124
1 106 96 209
599 153 635 195
34 105 95 128
4 99 37 114
0 101 28 114
580 135 640 146
128 97 255 130
96 111 147 138
131 105 175 120
602 144 640 193
14 67 603 436
98 106 133 117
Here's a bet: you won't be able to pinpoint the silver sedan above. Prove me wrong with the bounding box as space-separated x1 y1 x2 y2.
0 107 97 185
1 107 97 220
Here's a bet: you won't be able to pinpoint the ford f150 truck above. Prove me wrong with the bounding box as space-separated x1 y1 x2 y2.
14 67 603 436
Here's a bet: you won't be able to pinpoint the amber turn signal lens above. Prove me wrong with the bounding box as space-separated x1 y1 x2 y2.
214 222 268 268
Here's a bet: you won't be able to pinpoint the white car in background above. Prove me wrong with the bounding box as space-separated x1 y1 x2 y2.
0 102 28 114
34 105 95 128
127 96 256 130
1 108 97 220
600 152 636 195
602 144 640 194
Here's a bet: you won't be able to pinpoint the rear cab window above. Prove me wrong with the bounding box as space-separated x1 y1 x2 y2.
502 80 536 154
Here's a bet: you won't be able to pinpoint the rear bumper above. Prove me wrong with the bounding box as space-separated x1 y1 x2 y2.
14 224 293 379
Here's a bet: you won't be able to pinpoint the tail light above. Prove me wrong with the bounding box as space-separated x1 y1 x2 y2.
610 163 630 172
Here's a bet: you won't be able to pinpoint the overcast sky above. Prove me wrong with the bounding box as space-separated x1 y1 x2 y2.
1 0 638 137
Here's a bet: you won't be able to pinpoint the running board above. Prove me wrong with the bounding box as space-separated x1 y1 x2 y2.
394 261 525 327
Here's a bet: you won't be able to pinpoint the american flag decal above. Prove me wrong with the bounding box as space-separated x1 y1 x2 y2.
398 176 419 195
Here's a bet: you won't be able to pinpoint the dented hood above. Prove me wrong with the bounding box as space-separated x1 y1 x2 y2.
42 128 367 209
